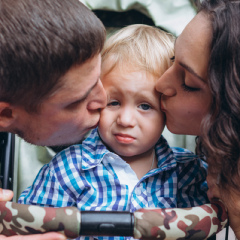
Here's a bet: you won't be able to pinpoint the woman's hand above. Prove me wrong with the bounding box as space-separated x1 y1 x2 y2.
207 175 240 239
0 232 67 240
0 189 14 201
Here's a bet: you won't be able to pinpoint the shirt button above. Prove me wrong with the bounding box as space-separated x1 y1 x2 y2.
135 188 142 196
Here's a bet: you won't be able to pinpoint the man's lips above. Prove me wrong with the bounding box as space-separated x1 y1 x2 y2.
88 122 99 130
114 133 135 143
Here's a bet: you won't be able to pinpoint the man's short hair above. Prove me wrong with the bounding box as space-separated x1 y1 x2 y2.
0 0 105 112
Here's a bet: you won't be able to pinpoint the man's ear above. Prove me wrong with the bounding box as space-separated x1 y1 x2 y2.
0 102 16 129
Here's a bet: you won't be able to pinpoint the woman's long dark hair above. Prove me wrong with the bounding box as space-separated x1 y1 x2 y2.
196 0 240 204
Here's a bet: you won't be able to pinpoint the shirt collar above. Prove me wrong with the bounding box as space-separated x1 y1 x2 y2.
81 128 109 170
155 135 177 171
81 128 195 172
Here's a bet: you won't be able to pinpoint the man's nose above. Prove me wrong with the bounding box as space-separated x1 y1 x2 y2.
87 80 107 110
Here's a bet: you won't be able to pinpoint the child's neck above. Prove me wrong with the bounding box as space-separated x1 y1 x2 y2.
120 148 157 180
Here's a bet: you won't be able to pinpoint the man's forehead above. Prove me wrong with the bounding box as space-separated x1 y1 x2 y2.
49 55 101 99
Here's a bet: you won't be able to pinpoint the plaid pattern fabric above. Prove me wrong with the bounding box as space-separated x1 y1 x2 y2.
18 128 208 240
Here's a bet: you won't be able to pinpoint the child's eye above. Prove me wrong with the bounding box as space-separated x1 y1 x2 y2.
170 56 175 62
181 83 200 92
139 103 151 110
107 100 120 107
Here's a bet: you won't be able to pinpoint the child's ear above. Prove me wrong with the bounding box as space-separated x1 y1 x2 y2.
0 102 16 129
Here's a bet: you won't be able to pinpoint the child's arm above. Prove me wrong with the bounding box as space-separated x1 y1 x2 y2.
171 147 209 208
18 163 74 207
177 158 209 207
18 145 84 207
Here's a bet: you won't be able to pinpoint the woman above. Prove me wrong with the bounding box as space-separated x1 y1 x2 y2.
156 0 240 238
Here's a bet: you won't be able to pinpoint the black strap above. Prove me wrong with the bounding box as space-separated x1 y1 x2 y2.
0 132 15 190
225 221 229 240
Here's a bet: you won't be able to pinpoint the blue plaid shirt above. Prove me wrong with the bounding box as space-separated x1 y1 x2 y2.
18 128 208 240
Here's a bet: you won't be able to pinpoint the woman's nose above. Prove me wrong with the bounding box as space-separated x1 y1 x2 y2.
156 68 176 97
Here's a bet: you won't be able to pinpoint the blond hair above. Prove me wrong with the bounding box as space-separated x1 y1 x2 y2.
101 24 175 78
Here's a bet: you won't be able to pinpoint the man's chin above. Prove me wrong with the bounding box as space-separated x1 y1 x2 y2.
14 127 94 147
46 130 92 148
14 132 82 148
45 135 86 148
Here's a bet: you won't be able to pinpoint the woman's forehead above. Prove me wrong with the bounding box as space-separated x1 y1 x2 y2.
182 12 212 45
175 12 212 83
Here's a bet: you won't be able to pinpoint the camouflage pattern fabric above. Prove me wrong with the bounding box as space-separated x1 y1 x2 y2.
0 201 80 238
133 200 228 240
0 200 227 239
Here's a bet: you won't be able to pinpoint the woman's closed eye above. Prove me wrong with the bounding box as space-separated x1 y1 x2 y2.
181 83 200 92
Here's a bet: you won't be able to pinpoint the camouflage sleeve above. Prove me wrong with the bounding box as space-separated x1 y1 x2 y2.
0 200 227 239
0 201 80 239
134 199 228 239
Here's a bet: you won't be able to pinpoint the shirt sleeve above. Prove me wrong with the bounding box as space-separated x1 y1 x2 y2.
176 157 209 208
170 147 209 208
18 146 83 207
18 163 75 207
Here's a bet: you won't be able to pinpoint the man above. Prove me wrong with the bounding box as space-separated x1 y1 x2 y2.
0 0 106 239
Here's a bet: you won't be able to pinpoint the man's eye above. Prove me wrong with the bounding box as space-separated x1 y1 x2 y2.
107 101 120 107
139 103 151 110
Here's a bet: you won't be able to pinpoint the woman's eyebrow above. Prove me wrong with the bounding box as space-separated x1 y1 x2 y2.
174 37 206 83
179 61 206 82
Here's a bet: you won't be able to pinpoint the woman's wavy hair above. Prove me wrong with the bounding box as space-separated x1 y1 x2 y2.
196 0 240 203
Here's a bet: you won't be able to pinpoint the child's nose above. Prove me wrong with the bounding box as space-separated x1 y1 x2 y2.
116 108 136 127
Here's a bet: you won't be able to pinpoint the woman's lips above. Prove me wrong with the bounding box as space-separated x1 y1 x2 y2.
160 101 166 112
114 133 135 143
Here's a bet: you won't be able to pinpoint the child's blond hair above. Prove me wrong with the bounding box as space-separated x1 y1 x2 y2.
101 24 175 78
